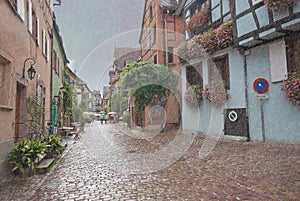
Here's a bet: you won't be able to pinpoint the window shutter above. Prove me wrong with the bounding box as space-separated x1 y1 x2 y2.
28 0 32 33
36 17 40 45
42 30 46 55
269 40 288 82
17 0 25 21
47 39 50 61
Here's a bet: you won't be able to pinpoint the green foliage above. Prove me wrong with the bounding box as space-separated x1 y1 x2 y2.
61 82 76 119
26 95 45 134
8 139 47 175
111 92 129 117
122 111 131 122
120 62 150 78
120 62 179 114
133 85 165 113
72 105 84 123
43 133 65 158
79 91 89 111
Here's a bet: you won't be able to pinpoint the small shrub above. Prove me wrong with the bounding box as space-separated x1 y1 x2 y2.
43 133 65 158
8 139 47 175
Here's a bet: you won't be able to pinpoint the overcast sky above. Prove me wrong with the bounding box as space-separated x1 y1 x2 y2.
54 0 144 92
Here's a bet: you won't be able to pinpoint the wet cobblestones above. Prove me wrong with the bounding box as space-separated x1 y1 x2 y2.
0 122 299 200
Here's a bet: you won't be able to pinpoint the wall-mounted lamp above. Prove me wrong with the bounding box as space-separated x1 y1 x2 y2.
23 58 36 80
53 95 60 105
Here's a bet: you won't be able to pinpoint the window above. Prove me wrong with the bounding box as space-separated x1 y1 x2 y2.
31 9 39 44
42 30 46 55
146 34 151 50
42 30 49 61
9 0 25 21
151 26 156 46
209 54 230 89
153 55 157 64
286 32 300 75
27 0 32 33
150 5 153 20
186 62 203 87
168 47 173 64
52 50 60 77
0 52 13 108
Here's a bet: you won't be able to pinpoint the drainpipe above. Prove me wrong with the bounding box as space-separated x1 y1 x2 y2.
241 49 250 141
163 10 167 65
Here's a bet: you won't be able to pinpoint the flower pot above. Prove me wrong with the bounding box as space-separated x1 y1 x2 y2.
273 9 289 21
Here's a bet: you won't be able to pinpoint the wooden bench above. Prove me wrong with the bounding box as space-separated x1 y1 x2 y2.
36 158 55 173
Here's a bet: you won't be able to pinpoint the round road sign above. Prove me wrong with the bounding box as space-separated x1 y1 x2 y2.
253 78 269 94
228 110 238 122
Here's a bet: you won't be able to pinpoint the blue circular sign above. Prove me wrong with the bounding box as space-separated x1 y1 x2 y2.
253 78 269 94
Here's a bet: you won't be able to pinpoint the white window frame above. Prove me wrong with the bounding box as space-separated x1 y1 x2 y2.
28 0 32 33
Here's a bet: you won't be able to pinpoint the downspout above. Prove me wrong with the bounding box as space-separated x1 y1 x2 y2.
241 49 250 141
162 9 167 65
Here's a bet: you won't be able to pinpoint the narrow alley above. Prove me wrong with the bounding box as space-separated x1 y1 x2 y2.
0 122 299 200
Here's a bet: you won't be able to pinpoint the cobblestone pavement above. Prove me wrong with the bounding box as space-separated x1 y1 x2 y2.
0 121 299 200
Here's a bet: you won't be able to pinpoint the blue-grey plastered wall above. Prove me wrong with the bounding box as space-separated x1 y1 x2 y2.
182 48 246 136
246 43 300 142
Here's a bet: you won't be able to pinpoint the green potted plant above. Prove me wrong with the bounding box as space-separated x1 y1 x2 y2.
43 133 65 158
8 139 47 175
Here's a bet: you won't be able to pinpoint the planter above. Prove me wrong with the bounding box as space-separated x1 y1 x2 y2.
273 9 289 21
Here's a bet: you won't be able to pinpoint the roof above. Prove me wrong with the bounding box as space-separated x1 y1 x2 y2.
160 0 179 10
53 14 69 64
113 47 141 70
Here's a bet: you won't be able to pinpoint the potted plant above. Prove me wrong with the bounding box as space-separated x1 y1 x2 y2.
8 139 47 175
177 39 206 63
196 21 233 54
202 80 229 107
281 72 300 106
264 0 299 13
43 133 65 158
184 84 203 108
187 6 210 35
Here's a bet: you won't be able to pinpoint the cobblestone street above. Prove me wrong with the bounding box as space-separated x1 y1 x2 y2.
0 122 299 200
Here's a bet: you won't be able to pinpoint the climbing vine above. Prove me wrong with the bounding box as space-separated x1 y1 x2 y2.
120 62 179 114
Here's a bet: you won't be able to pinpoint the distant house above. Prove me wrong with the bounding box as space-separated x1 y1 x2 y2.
109 47 141 95
91 90 102 112
52 15 69 132
137 0 186 128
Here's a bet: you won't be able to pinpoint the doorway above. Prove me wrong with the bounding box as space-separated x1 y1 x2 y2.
14 82 26 143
